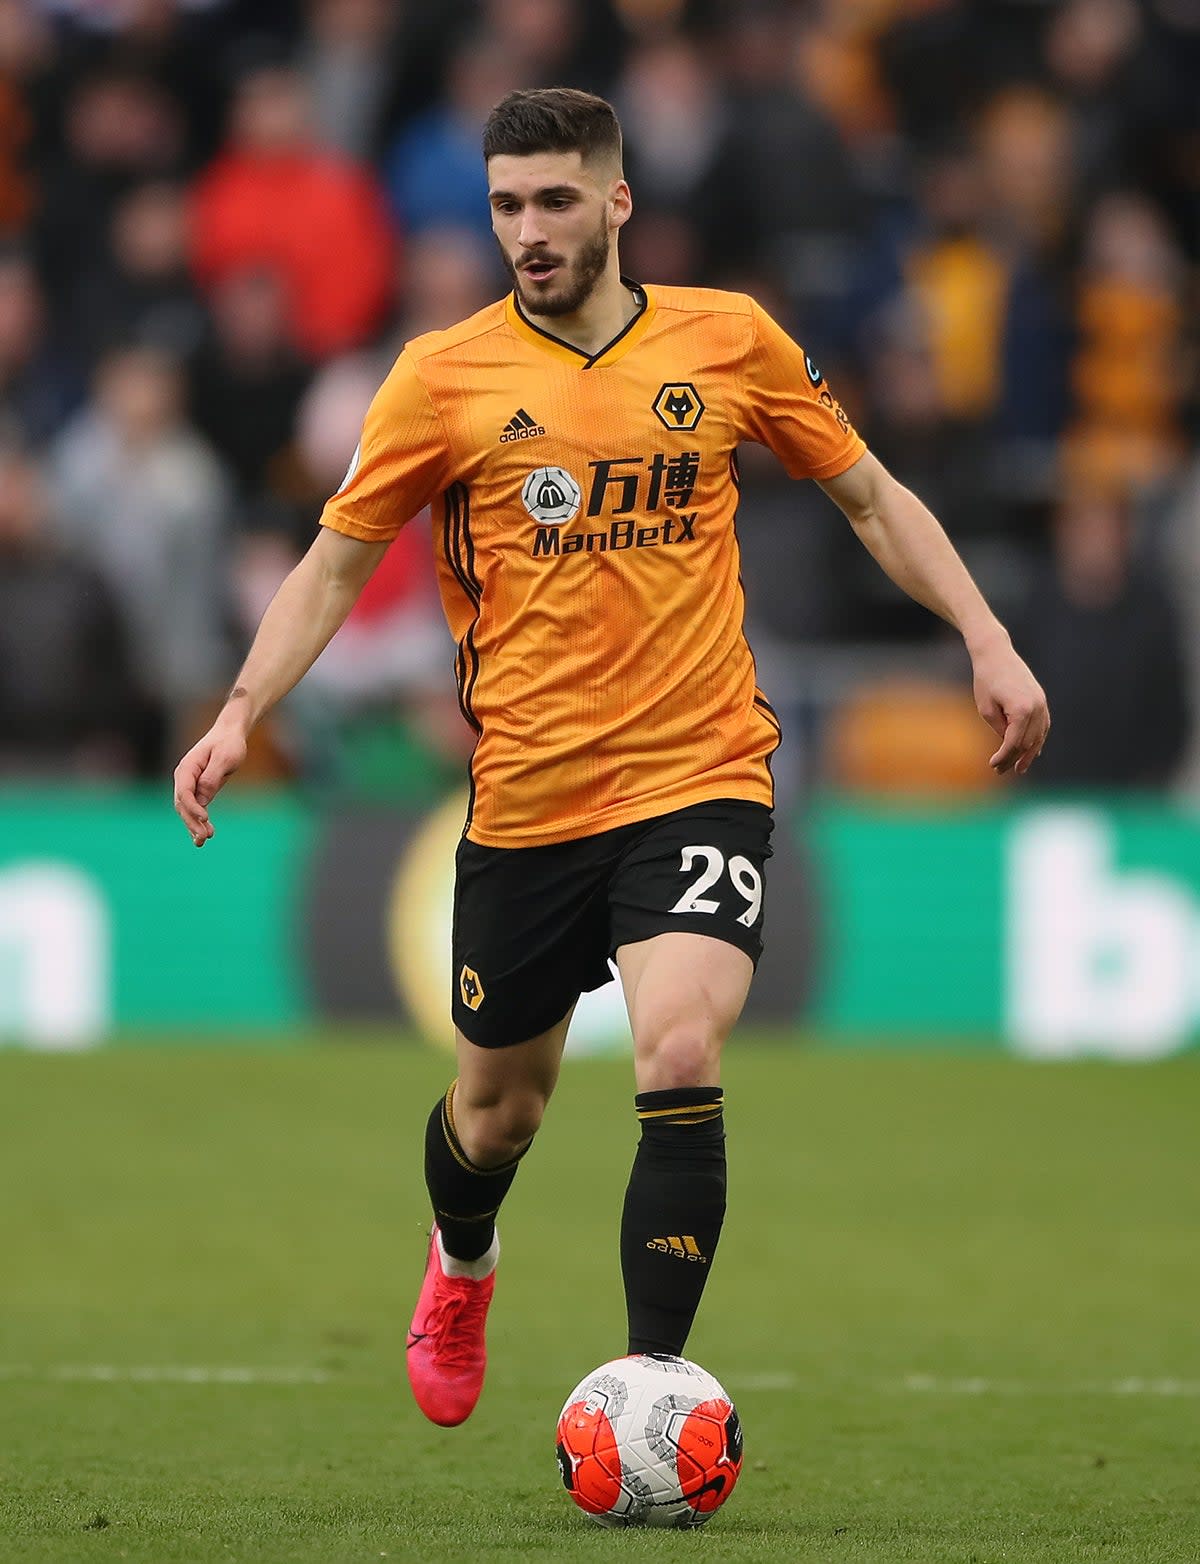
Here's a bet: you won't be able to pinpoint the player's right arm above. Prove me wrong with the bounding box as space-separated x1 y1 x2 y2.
173 527 389 846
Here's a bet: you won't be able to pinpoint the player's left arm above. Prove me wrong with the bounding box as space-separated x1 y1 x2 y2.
819 450 1050 776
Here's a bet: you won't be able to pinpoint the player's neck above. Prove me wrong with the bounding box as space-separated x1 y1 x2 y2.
523 270 641 358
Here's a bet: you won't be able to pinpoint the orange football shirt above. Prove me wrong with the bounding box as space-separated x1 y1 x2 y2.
320 284 865 846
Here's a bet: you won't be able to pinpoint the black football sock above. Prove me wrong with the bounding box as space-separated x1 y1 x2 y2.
423 1081 529 1262
620 1086 726 1356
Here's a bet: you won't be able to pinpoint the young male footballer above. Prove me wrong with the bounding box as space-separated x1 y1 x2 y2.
174 89 1049 1427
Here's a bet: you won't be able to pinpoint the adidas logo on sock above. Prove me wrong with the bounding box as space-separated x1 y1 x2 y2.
499 408 545 443
646 1235 708 1263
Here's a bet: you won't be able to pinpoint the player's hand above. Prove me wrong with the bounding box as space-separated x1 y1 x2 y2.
173 722 248 846
970 632 1050 777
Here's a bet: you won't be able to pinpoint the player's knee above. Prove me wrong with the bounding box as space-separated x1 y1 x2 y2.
457 1087 547 1164
635 1023 721 1091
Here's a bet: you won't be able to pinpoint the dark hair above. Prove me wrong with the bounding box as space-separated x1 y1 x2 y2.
483 88 623 169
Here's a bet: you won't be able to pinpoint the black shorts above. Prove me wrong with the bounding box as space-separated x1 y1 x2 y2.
451 798 774 1048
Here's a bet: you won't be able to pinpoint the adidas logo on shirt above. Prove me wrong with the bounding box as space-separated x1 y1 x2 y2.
500 408 545 443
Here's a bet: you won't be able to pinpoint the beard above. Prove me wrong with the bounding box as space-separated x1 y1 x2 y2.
501 216 612 318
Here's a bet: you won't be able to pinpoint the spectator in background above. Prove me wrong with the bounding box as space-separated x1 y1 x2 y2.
0 248 83 447
849 139 1016 612
382 33 525 243
188 265 310 506
390 223 501 344
1138 0 1200 263
1065 190 1188 495
607 20 723 282
68 178 208 366
0 444 150 778
50 343 232 744
619 204 704 289
299 0 404 161
32 0 232 35
1042 0 1152 201
190 59 395 361
889 141 1010 429
369 0 481 140
615 33 725 211
35 65 184 312
482 0 585 88
976 87 1077 493
57 0 234 168
697 3 867 347
1013 481 1190 789
792 1 899 194
0 0 56 238
877 0 1037 149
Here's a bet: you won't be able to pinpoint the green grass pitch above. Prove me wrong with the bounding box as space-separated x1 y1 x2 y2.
1 1039 1198 1563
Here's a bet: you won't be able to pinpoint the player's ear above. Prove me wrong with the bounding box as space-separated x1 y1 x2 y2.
609 178 632 231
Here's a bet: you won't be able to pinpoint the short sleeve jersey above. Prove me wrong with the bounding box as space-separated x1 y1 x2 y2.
320 284 865 847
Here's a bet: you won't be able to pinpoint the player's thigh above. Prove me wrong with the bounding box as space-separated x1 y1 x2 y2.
609 798 772 1080
451 833 613 1049
616 931 753 1082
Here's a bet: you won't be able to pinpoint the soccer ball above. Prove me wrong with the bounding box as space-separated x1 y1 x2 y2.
555 1353 743 1528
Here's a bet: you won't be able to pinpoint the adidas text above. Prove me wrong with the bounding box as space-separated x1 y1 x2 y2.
500 410 545 443
646 1235 708 1263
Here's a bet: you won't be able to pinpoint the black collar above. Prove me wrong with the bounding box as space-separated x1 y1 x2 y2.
511 276 647 368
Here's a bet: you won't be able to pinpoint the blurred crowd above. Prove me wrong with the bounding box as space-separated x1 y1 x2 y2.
0 0 1197 798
